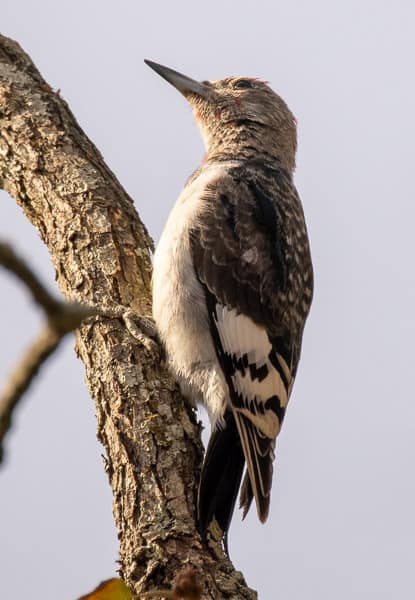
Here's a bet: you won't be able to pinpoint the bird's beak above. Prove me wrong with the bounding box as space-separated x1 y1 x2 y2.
144 59 209 99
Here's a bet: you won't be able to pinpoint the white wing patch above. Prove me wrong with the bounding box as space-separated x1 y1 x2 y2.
214 303 291 439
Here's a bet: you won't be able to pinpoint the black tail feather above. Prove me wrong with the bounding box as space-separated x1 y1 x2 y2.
233 411 274 523
197 411 245 553
239 472 254 519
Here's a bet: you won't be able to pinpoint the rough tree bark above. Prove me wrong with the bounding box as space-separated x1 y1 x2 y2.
0 35 257 599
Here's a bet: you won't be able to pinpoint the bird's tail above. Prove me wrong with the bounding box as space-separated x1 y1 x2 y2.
233 410 275 523
197 411 245 554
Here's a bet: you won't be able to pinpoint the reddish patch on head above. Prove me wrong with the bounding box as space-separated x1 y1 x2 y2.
214 108 222 120
193 109 201 122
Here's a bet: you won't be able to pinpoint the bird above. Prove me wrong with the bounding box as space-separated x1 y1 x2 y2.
145 59 313 552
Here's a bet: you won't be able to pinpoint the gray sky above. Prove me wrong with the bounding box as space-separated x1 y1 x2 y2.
1 1 415 598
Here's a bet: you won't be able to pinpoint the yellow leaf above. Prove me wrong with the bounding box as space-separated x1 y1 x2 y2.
77 578 132 600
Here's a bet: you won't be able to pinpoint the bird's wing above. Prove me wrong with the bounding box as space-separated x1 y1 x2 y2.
190 163 312 521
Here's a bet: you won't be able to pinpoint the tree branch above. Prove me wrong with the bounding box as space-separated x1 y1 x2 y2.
0 240 60 312
0 241 96 464
0 325 60 462
0 34 257 598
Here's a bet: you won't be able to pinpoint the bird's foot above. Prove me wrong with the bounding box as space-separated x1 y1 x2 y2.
200 518 229 561
121 309 161 356
86 303 162 357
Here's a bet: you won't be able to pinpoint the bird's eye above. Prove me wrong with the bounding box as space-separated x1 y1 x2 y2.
233 79 253 90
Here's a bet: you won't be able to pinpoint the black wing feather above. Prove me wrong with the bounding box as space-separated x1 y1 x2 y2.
191 161 313 545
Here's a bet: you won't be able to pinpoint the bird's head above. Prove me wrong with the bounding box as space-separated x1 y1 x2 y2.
145 60 297 172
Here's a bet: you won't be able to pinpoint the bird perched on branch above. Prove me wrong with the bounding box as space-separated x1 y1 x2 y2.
146 59 313 552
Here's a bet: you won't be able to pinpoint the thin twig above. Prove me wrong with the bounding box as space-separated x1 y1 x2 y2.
0 241 60 314
0 326 60 462
0 242 96 464
0 241 159 464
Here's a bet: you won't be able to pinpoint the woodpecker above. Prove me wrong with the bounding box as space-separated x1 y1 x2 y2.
146 59 313 551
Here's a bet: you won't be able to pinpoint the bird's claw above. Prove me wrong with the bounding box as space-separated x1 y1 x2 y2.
122 310 161 356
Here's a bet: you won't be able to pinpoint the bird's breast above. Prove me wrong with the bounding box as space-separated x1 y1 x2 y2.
152 163 233 416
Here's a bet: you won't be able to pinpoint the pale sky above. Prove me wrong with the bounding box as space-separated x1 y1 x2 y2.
1 1 415 599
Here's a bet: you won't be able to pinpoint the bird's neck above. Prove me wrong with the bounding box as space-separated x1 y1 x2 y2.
202 121 295 173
